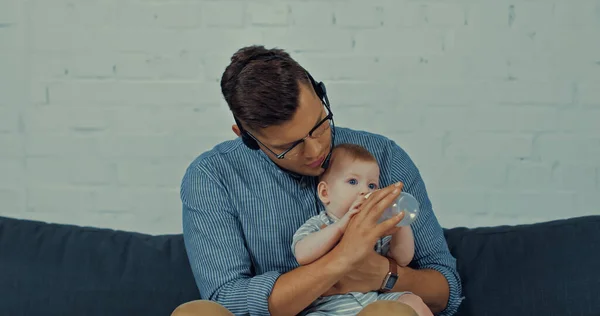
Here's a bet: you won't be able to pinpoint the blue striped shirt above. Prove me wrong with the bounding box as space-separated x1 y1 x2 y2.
180 126 462 316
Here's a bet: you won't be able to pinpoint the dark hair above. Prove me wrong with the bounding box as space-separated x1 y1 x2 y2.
220 45 311 131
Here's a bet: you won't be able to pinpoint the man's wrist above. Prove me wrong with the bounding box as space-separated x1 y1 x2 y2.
378 256 400 292
324 246 353 276
378 255 391 284
390 264 411 292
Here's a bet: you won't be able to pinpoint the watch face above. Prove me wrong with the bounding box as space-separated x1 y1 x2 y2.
384 274 398 289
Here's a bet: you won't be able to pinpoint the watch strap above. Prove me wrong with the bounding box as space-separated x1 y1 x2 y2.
388 257 398 275
379 257 398 292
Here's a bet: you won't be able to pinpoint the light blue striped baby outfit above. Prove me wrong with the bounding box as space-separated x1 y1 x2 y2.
292 211 410 315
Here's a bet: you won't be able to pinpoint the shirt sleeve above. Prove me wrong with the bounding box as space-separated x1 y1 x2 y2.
290 215 326 257
385 140 464 316
180 162 281 316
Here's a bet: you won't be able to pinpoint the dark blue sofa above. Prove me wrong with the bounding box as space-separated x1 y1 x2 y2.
1 214 599 316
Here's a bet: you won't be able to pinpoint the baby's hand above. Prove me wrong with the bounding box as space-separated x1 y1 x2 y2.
348 195 365 212
337 196 364 230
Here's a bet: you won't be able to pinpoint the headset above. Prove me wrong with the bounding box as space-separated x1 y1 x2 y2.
232 53 335 170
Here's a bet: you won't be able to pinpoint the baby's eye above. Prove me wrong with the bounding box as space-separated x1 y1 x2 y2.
368 183 377 190
348 178 358 185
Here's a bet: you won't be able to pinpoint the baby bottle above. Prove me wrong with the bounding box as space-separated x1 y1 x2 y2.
377 192 419 227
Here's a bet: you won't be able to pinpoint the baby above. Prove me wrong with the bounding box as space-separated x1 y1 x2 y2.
291 143 432 316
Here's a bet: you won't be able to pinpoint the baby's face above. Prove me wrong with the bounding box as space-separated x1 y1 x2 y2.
321 157 380 217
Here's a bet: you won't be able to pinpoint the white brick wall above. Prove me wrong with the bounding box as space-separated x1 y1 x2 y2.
1 0 599 235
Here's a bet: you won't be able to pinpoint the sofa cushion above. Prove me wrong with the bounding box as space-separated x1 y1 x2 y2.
2 214 599 316
0 216 200 316
445 215 600 316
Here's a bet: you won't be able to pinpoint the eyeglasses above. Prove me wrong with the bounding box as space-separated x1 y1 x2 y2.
247 106 334 160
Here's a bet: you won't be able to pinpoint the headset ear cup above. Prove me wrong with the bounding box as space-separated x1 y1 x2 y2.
235 117 260 150
241 132 260 150
318 82 326 97
305 71 324 100
312 78 328 106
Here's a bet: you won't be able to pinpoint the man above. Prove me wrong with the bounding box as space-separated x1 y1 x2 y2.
175 45 462 316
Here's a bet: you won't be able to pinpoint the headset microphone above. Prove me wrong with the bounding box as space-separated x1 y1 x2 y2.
320 149 332 169
319 117 335 170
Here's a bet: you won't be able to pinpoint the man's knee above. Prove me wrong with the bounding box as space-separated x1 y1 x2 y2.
171 300 234 316
397 294 433 316
358 300 418 316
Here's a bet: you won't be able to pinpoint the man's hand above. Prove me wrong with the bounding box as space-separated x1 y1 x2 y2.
322 250 389 296
334 182 404 268
324 182 405 293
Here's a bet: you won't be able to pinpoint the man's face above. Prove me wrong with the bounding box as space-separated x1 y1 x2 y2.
246 82 332 177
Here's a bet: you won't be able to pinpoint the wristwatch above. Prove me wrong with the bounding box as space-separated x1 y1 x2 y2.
379 257 399 293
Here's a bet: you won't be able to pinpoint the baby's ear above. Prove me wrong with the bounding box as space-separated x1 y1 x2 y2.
317 181 330 205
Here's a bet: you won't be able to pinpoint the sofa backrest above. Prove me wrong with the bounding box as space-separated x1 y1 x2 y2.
2 215 599 316
0 216 200 316
444 215 600 316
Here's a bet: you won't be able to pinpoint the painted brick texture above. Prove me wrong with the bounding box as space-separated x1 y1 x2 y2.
1 0 599 234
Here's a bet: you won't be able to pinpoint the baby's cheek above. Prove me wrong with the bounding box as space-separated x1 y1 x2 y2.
345 194 361 209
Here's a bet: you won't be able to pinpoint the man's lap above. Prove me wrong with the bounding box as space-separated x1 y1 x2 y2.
170 300 233 316
171 292 417 316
